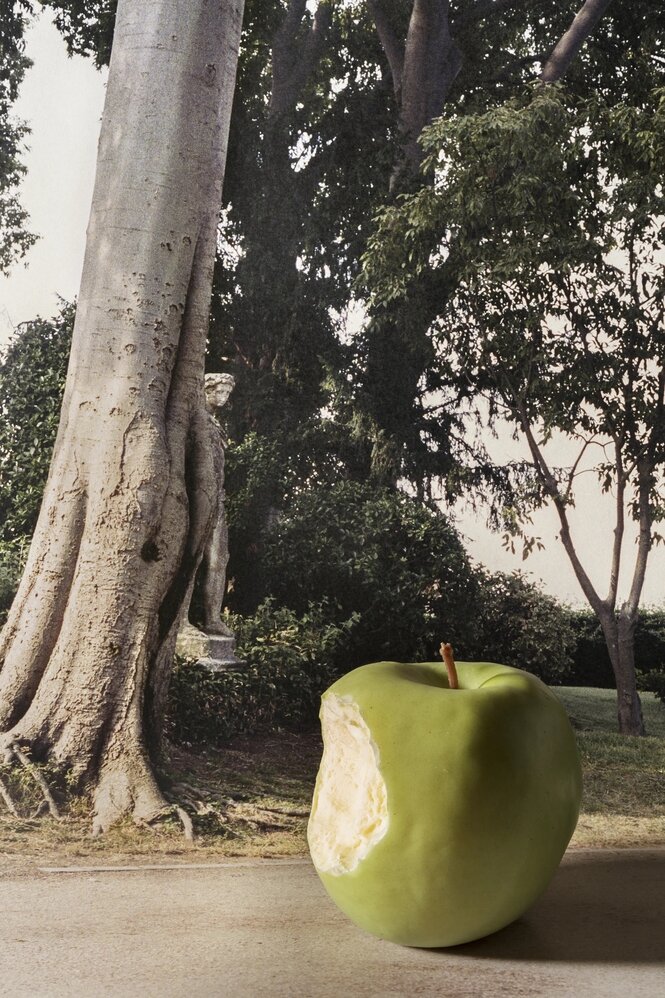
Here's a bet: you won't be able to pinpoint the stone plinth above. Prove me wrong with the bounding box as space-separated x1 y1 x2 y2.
176 623 244 672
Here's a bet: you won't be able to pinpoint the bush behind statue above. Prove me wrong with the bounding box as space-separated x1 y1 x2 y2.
260 480 480 664
166 578 581 747
166 601 357 746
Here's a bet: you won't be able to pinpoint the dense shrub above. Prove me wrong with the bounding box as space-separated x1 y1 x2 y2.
167 601 357 746
0 537 28 627
0 305 72 542
260 480 481 664
166 573 586 745
568 609 665 689
469 571 578 685
224 424 359 613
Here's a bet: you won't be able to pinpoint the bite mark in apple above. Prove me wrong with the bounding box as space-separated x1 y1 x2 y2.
307 694 389 876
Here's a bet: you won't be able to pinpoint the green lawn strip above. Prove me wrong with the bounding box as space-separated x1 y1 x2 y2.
555 686 665 738
555 688 665 843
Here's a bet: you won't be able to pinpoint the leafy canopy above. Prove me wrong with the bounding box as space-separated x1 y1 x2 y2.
0 0 36 272
364 83 665 534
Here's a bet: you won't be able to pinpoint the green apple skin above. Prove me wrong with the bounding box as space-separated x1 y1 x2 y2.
309 660 582 948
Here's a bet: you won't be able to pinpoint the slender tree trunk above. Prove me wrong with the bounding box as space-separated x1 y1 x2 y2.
615 613 646 736
597 610 645 736
0 0 244 832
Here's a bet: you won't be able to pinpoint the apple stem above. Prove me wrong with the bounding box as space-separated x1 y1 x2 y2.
440 642 459 690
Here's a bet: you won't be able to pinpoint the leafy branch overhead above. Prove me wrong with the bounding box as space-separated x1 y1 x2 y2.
362 79 664 734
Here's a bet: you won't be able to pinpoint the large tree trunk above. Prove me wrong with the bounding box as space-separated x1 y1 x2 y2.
0 0 244 832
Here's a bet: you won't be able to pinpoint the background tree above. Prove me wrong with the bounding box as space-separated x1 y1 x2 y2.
0 0 244 832
0 0 36 271
0 303 73 542
353 0 641 491
43 2 641 487
38 3 661 511
364 84 665 734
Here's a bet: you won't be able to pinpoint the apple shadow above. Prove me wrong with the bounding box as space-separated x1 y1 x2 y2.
448 850 665 964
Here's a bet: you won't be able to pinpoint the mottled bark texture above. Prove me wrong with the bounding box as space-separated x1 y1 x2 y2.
0 0 244 831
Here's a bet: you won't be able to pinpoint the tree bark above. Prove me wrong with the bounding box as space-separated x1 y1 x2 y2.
399 0 461 183
0 0 244 831
597 610 645 737
370 0 462 188
540 0 615 84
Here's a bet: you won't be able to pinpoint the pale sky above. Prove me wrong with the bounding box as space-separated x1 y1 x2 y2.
1 12 663 609
0 14 106 340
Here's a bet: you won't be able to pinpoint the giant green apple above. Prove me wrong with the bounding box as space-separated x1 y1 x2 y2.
307 656 582 947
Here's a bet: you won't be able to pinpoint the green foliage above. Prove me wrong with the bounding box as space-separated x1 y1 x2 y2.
0 0 37 272
260 480 479 663
0 303 73 541
364 85 665 488
469 571 578 685
40 1 116 67
0 536 28 626
167 601 355 746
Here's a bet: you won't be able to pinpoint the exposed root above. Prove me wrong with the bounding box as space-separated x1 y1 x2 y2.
0 741 62 819
174 805 194 841
14 747 62 819
147 804 194 842
91 751 196 841
0 773 19 817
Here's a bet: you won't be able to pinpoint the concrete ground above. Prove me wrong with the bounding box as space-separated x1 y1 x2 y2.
1 848 664 997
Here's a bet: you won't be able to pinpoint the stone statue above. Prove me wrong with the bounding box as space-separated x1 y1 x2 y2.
177 372 241 669
199 372 234 635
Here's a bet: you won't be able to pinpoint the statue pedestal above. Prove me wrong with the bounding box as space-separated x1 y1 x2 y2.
176 623 244 672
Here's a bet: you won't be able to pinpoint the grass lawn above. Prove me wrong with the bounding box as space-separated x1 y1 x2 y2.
0 686 663 874
554 687 665 849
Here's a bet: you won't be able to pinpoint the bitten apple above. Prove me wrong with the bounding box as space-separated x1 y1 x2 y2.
307 651 582 947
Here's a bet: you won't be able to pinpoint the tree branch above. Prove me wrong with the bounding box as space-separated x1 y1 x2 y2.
270 0 333 118
515 399 605 616
607 435 625 611
563 436 594 503
622 461 654 621
368 0 405 97
541 0 615 84
647 367 665 465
